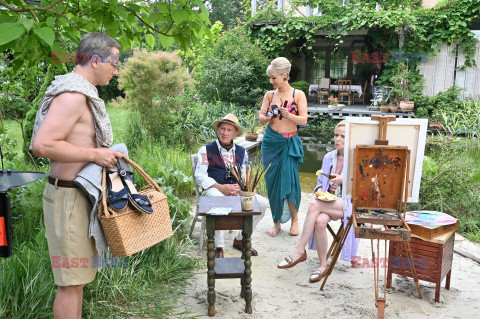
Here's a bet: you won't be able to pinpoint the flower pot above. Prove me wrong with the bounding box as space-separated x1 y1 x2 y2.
239 190 256 211
389 106 398 113
399 101 414 112
379 106 389 113
245 132 258 141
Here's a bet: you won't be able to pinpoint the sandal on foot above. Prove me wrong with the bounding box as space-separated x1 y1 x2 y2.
106 169 129 211
277 251 307 269
309 269 327 283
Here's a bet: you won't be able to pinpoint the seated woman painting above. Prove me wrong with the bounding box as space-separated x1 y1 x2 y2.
276 120 360 282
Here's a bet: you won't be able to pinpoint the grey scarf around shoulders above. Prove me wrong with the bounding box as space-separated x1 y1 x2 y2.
30 72 113 148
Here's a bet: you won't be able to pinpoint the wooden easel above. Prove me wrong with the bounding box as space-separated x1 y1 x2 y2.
320 115 422 319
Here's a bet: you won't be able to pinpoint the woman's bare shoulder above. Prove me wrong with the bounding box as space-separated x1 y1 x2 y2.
294 89 307 98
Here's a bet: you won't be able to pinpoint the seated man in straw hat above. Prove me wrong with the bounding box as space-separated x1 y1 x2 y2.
195 114 268 258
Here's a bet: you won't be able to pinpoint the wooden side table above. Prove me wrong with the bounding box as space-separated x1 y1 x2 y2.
387 230 455 302
198 196 261 316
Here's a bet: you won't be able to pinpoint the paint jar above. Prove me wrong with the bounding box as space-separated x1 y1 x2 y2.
239 190 256 211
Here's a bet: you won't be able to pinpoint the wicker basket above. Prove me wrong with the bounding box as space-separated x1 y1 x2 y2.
98 157 173 256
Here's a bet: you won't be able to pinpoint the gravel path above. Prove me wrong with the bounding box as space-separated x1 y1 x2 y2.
179 192 480 319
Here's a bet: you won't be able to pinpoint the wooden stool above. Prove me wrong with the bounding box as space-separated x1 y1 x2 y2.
387 230 454 302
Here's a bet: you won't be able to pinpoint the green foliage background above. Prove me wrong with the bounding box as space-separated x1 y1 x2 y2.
194 26 271 108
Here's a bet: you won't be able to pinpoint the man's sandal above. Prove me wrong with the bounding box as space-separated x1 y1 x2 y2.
277 251 307 269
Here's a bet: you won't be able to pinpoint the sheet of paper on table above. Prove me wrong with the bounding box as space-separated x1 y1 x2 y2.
207 207 232 215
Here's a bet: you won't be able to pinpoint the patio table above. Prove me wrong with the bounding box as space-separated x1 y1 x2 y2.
309 84 363 97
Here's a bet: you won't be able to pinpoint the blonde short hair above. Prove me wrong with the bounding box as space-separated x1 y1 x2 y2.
335 120 346 130
266 57 291 79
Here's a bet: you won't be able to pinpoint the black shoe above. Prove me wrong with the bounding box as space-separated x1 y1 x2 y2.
215 248 224 258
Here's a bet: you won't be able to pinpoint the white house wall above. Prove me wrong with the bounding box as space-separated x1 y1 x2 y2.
419 41 480 99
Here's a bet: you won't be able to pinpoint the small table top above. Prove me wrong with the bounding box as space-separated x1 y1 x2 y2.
198 196 261 217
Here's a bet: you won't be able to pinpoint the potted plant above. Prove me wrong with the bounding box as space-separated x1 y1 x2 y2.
379 101 389 113
328 96 344 111
245 112 258 141
388 99 399 113
389 62 422 112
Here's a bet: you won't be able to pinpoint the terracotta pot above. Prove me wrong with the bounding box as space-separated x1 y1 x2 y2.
399 101 414 112
245 132 258 141
379 106 389 113
389 106 398 113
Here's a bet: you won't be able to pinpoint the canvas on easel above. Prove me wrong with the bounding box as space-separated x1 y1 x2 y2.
321 115 428 319
342 117 428 202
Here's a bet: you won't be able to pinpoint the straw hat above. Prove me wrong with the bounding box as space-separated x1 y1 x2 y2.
213 113 243 136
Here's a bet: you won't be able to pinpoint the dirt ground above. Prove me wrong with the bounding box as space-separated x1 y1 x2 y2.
178 192 480 319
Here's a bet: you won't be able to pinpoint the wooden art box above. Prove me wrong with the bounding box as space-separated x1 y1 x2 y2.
352 145 412 241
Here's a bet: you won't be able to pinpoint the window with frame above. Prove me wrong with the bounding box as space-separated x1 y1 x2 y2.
330 50 348 80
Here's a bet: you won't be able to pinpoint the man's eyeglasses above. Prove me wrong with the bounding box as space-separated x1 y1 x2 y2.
109 61 118 70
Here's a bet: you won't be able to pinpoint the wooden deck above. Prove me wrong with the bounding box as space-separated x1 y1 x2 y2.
307 103 414 120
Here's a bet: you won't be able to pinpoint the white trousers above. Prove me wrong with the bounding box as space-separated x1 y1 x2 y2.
202 187 268 248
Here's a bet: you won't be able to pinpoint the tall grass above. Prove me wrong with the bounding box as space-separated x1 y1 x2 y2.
0 115 200 318
408 134 480 242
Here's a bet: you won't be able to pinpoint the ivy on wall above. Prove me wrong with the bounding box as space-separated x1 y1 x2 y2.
247 0 480 67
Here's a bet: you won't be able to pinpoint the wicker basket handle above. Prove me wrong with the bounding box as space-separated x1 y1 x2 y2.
99 156 163 219
121 156 162 193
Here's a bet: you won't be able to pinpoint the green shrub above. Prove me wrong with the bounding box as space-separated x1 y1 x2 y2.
440 98 480 136
414 86 463 121
118 49 192 141
194 26 270 108
23 64 67 162
291 81 310 94
299 115 337 141
408 135 480 241
96 76 124 102
381 61 424 103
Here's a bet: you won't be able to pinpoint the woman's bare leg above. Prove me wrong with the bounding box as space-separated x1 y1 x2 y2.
314 213 332 273
313 200 344 272
287 199 343 262
289 202 300 235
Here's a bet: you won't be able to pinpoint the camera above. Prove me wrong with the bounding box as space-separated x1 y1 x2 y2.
224 169 234 181
266 104 280 118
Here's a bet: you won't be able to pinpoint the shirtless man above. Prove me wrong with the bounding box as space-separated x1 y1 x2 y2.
32 33 123 319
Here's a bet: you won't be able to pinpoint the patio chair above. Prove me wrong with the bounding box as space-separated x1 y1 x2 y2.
353 80 369 105
317 78 331 104
338 79 352 105
188 154 206 250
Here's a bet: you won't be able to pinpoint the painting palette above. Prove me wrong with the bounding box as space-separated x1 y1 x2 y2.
352 145 412 241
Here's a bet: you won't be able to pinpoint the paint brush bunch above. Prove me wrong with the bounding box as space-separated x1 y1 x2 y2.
226 163 271 192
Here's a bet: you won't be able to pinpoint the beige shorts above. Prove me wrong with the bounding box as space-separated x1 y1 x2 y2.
43 182 98 286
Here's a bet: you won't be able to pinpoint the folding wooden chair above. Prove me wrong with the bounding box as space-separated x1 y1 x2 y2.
188 154 206 250
326 221 346 260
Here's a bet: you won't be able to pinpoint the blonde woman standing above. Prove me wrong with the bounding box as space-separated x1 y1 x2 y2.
259 57 308 237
